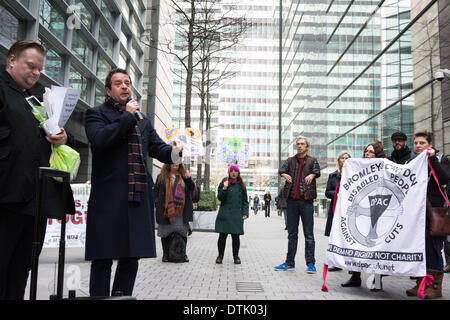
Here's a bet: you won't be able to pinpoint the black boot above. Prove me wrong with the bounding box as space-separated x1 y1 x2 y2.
234 256 241 264
216 255 223 264
161 237 170 262
341 272 361 287
183 237 189 262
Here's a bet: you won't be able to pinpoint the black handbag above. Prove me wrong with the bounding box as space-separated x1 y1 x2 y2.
167 232 186 263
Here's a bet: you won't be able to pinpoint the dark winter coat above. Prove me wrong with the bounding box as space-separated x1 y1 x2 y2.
153 175 195 225
275 190 287 210
0 69 74 218
407 151 450 254
264 193 272 205
84 102 174 260
279 154 321 200
408 151 450 207
215 181 249 235
388 146 411 164
324 170 340 237
252 196 259 211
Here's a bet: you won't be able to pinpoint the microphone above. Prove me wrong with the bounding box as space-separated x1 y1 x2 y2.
126 97 144 123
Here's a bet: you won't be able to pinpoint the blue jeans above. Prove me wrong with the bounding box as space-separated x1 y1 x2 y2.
285 200 315 267
425 236 444 270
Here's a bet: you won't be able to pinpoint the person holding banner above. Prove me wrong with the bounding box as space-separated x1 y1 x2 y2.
154 163 195 262
275 136 320 273
0 40 74 300
215 165 249 264
324 151 351 272
341 141 386 289
84 68 183 297
405 131 449 299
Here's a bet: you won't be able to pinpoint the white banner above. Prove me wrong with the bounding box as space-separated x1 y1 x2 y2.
326 151 428 277
43 184 90 248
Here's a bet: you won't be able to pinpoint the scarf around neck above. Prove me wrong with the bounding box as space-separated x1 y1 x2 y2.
106 96 147 202
164 174 185 223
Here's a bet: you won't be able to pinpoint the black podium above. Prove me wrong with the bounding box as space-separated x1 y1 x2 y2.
29 167 135 300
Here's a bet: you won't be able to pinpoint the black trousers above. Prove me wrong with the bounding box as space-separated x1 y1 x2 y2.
89 258 139 297
217 233 240 257
265 204 270 217
0 211 47 300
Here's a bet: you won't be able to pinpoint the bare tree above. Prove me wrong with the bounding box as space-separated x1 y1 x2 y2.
191 0 247 190
141 0 247 189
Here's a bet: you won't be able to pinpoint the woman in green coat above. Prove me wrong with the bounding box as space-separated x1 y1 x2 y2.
215 165 249 264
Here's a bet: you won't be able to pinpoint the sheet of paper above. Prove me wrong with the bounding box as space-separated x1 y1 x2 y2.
50 85 81 127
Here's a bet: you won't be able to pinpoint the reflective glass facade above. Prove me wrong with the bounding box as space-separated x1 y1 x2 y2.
280 0 448 207
172 1 279 192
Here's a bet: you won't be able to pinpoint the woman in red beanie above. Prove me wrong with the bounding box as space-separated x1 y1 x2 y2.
215 165 249 264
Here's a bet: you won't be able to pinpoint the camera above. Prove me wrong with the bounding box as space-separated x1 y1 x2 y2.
435 69 450 81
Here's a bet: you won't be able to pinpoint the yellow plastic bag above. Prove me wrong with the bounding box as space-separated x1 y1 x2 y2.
49 145 80 181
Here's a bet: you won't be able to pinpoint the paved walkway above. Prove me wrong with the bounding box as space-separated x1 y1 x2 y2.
27 209 450 300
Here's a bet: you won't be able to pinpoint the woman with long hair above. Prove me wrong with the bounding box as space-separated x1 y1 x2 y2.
342 141 386 290
215 165 249 264
324 151 351 272
154 163 195 262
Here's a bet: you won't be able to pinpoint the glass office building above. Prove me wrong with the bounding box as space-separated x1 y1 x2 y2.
326 0 447 165
172 1 280 193
279 0 384 198
279 0 449 203
0 0 147 182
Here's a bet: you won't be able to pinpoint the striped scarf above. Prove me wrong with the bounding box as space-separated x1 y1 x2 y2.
106 97 147 202
164 175 185 223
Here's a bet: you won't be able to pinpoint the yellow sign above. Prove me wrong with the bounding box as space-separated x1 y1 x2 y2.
165 125 179 141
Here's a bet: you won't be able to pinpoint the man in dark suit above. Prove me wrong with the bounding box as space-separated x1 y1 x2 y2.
0 40 70 300
84 68 183 297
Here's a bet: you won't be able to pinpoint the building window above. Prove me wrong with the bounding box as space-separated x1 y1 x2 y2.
101 0 115 24
99 24 114 58
122 2 130 22
73 0 94 33
119 51 127 69
95 85 105 105
0 6 20 47
72 30 93 69
129 63 139 87
20 0 30 8
97 55 111 82
42 46 64 84
69 67 88 102
39 0 66 43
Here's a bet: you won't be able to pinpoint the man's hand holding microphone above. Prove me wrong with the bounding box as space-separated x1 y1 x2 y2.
125 97 144 123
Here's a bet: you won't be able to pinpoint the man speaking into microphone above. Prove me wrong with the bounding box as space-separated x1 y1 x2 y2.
84 68 183 297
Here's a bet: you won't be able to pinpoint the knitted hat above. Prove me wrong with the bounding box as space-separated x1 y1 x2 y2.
228 165 240 173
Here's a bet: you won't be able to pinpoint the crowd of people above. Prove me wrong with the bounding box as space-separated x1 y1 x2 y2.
0 39 448 300
270 132 449 299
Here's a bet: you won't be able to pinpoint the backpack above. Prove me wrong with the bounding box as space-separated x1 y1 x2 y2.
167 232 186 263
